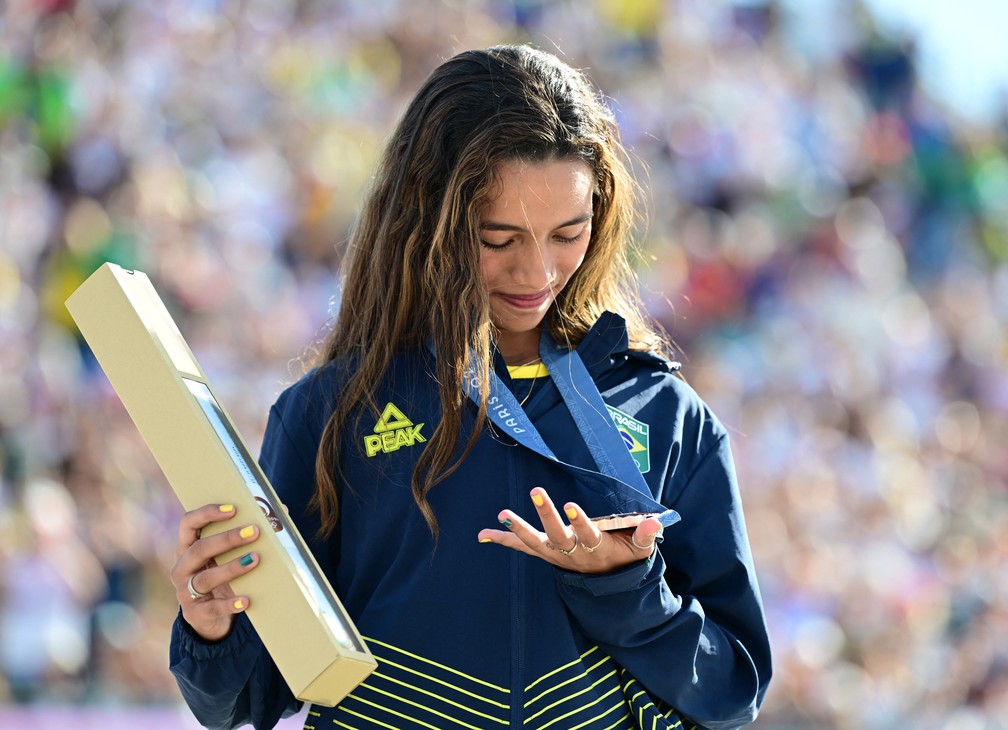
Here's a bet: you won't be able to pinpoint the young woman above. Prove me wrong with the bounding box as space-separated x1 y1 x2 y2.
168 45 772 730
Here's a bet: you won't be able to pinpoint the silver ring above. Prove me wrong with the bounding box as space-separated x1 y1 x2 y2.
582 534 604 553
558 534 579 556
631 533 656 552
187 573 210 601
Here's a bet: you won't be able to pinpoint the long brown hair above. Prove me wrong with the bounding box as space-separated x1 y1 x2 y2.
310 45 669 540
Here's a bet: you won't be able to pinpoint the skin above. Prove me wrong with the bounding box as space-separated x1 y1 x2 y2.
478 158 596 366
171 504 259 640
475 158 663 573
172 159 660 639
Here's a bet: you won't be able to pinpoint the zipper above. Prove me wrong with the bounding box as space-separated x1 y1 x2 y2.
508 441 524 727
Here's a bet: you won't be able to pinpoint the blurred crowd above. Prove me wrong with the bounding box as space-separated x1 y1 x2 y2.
1 0 1007 728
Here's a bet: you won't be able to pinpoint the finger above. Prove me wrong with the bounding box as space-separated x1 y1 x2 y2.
562 502 603 553
477 527 542 557
529 488 575 551
494 510 554 554
184 550 259 602
182 593 252 630
177 504 237 557
630 517 664 553
171 523 260 591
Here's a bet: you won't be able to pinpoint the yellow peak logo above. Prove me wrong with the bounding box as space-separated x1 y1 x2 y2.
364 402 426 457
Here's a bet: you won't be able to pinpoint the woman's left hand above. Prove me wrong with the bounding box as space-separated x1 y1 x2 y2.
477 487 662 574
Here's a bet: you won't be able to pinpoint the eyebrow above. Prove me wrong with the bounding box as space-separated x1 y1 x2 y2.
480 213 593 233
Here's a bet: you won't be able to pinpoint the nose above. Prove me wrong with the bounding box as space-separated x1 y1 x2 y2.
511 239 556 289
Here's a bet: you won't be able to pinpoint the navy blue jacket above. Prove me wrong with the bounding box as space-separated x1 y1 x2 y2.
170 313 772 729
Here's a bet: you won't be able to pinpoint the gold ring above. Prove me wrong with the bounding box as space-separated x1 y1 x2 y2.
582 534 604 553
557 534 579 556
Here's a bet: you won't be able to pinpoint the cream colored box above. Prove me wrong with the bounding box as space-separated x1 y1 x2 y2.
65 262 375 706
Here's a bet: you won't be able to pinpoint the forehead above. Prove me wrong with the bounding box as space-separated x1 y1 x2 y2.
483 158 594 219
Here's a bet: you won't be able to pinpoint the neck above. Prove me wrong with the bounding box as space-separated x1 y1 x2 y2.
495 328 540 367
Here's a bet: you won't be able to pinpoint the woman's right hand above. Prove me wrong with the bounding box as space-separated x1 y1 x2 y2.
170 503 261 642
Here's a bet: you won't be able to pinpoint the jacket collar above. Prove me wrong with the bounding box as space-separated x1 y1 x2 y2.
489 311 679 380
576 311 680 378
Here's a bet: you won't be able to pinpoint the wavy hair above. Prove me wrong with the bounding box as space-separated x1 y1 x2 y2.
310 45 669 540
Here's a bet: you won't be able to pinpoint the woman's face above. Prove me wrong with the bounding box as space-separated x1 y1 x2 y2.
479 158 595 363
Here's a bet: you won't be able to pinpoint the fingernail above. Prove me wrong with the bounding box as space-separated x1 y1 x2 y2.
239 525 255 539
500 518 513 528
233 598 245 611
565 507 578 520
479 538 492 543
531 493 544 507
240 552 254 567
219 504 235 513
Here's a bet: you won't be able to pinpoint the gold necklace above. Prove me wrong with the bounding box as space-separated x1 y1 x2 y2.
519 370 539 406
515 358 542 407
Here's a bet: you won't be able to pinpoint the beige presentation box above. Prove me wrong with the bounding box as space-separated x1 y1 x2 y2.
65 263 376 706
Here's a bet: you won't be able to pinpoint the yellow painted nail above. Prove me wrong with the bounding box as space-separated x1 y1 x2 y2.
479 538 492 543
565 507 578 520
531 494 544 507
239 525 255 539
219 504 235 513
233 599 244 611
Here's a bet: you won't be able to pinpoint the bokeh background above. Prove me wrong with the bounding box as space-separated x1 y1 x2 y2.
2 0 1007 728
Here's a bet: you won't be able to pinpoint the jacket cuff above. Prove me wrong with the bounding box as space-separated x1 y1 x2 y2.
174 609 255 661
553 551 659 596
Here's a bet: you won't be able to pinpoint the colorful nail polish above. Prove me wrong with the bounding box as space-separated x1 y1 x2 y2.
479 538 492 543
240 552 254 567
500 518 513 528
531 493 544 507
219 504 235 513
565 507 578 520
239 525 255 539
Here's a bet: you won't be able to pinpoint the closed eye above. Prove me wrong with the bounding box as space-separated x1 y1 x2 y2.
480 238 515 250
555 228 588 244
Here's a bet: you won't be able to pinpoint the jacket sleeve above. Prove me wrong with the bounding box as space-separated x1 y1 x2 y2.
170 612 300 729
169 392 318 729
554 429 772 730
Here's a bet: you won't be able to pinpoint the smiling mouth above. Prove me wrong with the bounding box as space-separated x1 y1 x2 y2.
497 291 552 309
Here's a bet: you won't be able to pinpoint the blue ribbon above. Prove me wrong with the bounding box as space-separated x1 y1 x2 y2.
445 334 680 526
538 332 653 499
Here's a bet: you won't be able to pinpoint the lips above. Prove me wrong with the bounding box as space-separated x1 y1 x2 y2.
496 291 552 309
